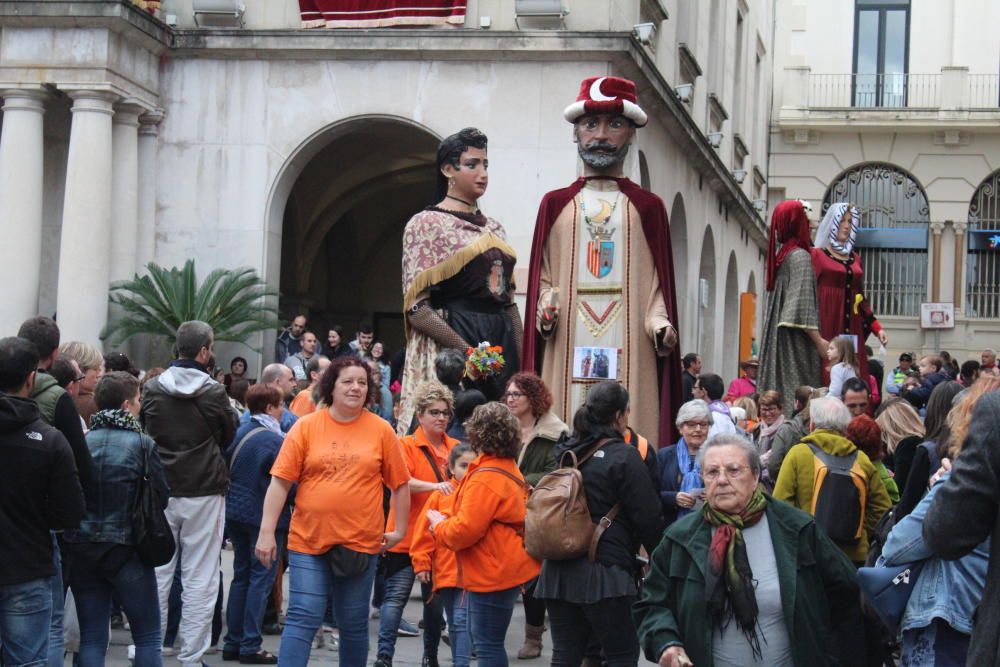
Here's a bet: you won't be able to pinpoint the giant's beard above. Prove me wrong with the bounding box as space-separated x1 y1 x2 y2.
578 139 631 170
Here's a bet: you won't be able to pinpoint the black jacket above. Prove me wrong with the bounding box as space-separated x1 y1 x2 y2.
924 391 1000 667
553 434 664 571
141 364 238 497
0 394 85 586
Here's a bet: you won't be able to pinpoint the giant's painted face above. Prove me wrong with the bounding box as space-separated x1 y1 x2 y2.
574 114 633 170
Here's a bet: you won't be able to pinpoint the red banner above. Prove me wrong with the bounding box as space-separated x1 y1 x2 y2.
299 0 466 28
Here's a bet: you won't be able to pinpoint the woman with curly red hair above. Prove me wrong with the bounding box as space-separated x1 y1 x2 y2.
503 371 568 658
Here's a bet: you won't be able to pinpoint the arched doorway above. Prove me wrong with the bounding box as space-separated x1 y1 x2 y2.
697 226 716 368
967 169 1000 318
723 252 740 377
273 117 440 355
822 162 930 317
670 194 689 344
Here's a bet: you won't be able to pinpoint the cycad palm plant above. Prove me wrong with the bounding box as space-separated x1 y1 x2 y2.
101 260 282 351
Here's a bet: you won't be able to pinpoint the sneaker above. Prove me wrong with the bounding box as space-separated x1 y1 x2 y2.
369 606 381 619
373 654 392 667
421 655 440 667
397 619 419 637
314 632 327 650
205 645 221 655
239 650 278 665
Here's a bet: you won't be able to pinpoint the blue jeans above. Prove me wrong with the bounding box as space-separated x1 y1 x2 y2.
47 535 64 667
0 577 52 667
224 522 278 656
467 587 520 667
375 563 415 658
437 588 470 667
70 553 162 667
278 550 378 667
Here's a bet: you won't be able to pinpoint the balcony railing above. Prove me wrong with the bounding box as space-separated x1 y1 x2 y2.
969 74 1000 109
808 73 940 108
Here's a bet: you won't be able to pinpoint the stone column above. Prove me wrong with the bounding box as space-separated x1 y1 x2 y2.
56 90 117 347
953 220 968 312
110 102 144 283
136 110 163 270
0 88 47 331
930 221 945 302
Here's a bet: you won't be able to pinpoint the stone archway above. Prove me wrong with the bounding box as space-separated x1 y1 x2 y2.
670 193 690 345
723 251 740 378
267 116 440 355
697 226 716 368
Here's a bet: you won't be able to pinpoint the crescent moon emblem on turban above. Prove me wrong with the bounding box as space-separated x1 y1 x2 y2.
590 77 617 102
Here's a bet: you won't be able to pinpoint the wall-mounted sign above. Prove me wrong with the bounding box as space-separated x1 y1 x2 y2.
920 302 955 329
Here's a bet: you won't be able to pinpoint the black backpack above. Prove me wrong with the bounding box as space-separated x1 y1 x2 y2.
806 442 868 545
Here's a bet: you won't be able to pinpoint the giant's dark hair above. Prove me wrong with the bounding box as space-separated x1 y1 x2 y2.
434 127 488 201
572 381 629 441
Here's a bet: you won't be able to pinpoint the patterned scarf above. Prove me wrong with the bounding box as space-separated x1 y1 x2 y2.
90 409 143 433
674 438 702 517
702 487 768 659
818 202 859 255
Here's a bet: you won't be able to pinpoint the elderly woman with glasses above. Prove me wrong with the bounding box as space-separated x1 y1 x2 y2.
376 381 460 667
635 433 861 667
656 400 713 527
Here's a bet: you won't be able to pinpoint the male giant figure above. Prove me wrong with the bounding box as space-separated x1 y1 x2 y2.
523 76 682 445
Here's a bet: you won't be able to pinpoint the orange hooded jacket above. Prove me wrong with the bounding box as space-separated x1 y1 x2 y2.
433 454 540 593
410 489 459 591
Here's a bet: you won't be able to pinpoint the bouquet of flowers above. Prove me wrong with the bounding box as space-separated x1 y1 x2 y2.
465 341 505 380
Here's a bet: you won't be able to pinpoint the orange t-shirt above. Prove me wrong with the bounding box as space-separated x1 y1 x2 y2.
289 389 317 417
270 409 410 555
386 427 459 554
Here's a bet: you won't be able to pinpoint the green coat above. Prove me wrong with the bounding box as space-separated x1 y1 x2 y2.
634 498 860 667
516 410 568 487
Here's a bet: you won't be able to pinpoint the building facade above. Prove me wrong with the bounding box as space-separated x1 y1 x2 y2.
0 0 774 379
770 0 1000 364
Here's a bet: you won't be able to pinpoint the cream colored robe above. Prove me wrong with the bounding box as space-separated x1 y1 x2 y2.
535 180 673 442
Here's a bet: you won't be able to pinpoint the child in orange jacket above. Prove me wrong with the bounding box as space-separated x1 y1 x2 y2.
411 444 477 667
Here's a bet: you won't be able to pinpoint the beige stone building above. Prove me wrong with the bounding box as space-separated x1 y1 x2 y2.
770 0 1000 366
0 0 776 379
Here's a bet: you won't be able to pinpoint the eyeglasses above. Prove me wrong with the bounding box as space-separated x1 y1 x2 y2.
703 465 751 482
503 391 526 400
72 376 86 383
426 409 453 419
682 421 711 430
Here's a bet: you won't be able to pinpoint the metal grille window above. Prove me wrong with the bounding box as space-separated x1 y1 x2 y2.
823 162 929 317
967 171 1000 319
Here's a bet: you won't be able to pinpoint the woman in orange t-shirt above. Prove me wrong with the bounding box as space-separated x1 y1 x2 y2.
375 381 459 667
255 357 411 667
428 403 540 667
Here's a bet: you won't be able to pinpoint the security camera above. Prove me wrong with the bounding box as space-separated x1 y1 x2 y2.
674 83 693 103
707 132 724 148
633 22 655 45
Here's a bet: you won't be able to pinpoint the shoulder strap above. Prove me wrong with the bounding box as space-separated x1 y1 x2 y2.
588 503 622 563
805 441 857 472
454 465 531 536
230 427 267 471
420 447 446 483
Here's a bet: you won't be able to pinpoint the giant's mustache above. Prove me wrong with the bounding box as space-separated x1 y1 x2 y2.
580 140 621 153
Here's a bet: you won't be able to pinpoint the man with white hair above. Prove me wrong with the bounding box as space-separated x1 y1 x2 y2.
981 348 999 377
772 396 890 564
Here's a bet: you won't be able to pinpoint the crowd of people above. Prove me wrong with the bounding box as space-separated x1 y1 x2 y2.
5 308 1000 667
4 77 1000 667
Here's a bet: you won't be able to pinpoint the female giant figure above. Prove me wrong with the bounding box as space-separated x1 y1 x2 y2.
398 128 521 432
758 200 827 416
811 202 889 385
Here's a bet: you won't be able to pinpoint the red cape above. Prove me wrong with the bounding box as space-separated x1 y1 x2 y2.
522 176 683 445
